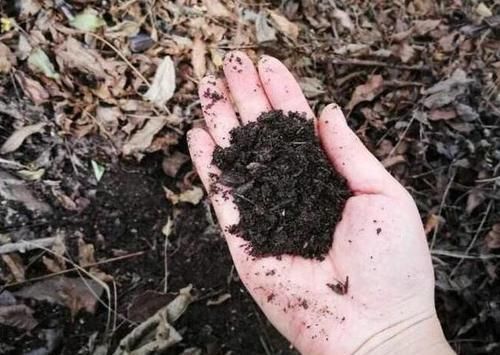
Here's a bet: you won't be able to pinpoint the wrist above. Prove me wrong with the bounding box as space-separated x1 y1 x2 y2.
353 313 455 355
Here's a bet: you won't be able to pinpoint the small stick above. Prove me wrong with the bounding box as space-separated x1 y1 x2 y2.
2 250 146 287
0 237 56 255
330 58 431 72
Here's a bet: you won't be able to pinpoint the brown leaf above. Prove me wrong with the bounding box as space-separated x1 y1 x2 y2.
203 0 233 18
127 290 173 323
15 276 104 317
96 106 121 135
122 116 170 156
55 37 115 79
347 75 384 111
0 42 16 73
42 256 63 273
392 42 415 63
191 36 207 80
162 152 190 177
2 254 25 282
0 304 38 331
429 109 457 121
14 72 49 105
486 224 500 249
269 11 299 40
0 122 46 154
333 9 354 32
413 19 440 36
299 77 325 98
466 189 485 214
424 214 444 235
164 186 204 205
78 237 113 282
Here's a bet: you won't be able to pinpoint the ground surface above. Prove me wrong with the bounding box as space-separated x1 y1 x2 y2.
0 1 499 354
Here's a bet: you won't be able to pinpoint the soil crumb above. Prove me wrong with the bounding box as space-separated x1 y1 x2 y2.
212 110 351 259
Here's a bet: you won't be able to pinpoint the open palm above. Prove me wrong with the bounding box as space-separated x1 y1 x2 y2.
188 52 452 355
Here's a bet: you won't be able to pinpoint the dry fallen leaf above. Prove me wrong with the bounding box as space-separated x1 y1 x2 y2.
55 37 116 79
2 253 25 282
0 304 38 331
429 109 457 121
392 42 415 63
14 72 49 105
162 152 189 177
333 9 354 32
144 56 176 108
0 122 46 154
0 42 15 73
413 19 440 36
486 224 500 249
255 11 277 44
15 276 104 317
269 11 299 40
18 0 41 18
203 0 232 18
78 237 113 282
96 105 121 134
299 77 325 98
165 186 204 205
424 214 444 235
476 3 492 17
191 36 207 80
122 116 170 155
347 75 384 111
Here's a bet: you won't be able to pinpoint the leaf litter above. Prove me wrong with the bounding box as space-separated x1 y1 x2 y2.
0 0 498 353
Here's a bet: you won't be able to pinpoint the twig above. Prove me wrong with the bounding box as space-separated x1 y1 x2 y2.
87 32 151 89
432 249 500 260
330 58 431 72
3 250 146 287
450 200 493 277
0 237 56 255
430 168 456 250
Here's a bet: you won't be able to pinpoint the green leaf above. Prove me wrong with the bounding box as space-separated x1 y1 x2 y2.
27 48 59 79
91 160 105 182
70 9 106 32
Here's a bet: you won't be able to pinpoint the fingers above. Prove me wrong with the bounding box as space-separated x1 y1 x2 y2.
223 51 272 123
318 104 406 197
199 75 240 147
187 128 248 260
258 55 315 119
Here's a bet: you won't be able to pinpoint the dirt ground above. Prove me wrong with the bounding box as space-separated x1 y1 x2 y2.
0 1 499 354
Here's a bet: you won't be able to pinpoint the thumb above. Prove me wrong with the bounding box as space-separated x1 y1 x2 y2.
318 104 405 197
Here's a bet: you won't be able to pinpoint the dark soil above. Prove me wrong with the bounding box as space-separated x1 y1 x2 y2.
212 111 351 260
0 156 295 355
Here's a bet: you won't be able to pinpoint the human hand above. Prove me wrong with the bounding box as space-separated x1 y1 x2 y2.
188 52 455 355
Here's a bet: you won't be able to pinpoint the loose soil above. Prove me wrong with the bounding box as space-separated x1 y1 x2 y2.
213 111 351 260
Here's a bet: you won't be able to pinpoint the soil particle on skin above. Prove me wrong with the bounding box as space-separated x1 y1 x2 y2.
212 110 351 259
203 88 224 110
376 227 382 235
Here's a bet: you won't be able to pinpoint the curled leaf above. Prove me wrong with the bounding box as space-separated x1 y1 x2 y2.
164 186 204 205
269 11 299 40
347 75 384 111
28 48 60 79
1 122 46 154
333 9 354 32
144 56 176 108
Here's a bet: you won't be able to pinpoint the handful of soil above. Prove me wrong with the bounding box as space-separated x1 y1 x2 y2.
212 111 351 260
